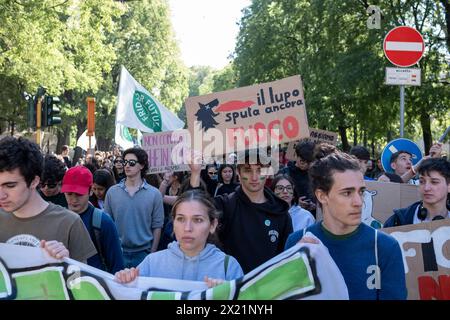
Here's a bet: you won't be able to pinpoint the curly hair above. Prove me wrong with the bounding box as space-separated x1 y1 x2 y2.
42 154 66 183
123 147 148 178
0 137 43 186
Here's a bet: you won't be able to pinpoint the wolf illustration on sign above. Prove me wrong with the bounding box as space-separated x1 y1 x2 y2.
195 99 220 131
362 190 383 229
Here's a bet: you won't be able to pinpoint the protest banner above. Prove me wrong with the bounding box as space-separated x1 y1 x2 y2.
185 75 309 159
141 130 191 174
383 219 450 300
285 128 338 160
0 241 348 300
116 66 184 133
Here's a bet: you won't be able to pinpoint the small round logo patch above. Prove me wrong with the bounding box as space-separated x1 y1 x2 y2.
265 219 271 227
133 90 162 132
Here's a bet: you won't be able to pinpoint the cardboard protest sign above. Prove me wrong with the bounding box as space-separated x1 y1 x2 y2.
316 181 420 228
364 181 420 224
0 242 348 300
141 130 190 174
285 128 338 160
185 75 309 157
383 219 450 300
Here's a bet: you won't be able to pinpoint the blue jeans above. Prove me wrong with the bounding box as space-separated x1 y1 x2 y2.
123 249 150 268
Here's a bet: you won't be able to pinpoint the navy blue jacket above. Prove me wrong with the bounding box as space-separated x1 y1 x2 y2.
80 204 124 274
383 201 421 228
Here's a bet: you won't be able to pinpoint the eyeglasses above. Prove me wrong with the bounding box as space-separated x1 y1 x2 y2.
123 160 138 167
40 182 58 189
208 171 218 175
274 185 294 193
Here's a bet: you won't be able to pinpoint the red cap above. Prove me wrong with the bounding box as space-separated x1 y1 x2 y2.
61 166 93 195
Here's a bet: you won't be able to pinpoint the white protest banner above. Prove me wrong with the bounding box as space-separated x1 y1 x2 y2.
383 219 450 300
116 66 184 133
141 130 190 174
0 241 348 300
185 75 309 157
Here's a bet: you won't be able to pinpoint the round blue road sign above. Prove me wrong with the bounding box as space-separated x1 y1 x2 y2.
381 138 422 173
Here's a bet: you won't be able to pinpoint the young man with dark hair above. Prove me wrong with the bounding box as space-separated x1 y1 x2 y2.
384 158 450 227
189 149 292 273
39 154 68 208
0 137 96 263
62 166 124 274
104 147 164 268
285 152 406 300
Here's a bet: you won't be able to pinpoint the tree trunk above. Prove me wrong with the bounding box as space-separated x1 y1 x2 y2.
353 124 358 146
10 121 14 136
97 137 112 151
338 125 350 151
420 109 432 155
56 126 70 154
76 119 85 140
440 0 450 52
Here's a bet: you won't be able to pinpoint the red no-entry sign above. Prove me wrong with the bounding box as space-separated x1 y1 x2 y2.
383 26 424 67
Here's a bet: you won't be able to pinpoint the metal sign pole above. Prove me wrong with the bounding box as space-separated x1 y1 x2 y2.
400 85 405 137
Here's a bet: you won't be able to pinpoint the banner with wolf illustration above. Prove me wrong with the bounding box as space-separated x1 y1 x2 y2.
0 240 348 300
185 76 309 157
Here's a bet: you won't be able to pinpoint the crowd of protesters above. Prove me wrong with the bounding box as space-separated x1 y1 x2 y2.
0 136 448 298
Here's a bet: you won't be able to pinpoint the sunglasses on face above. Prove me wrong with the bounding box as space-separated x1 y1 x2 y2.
274 185 294 193
40 182 58 189
208 171 217 175
123 159 138 167
114 159 123 164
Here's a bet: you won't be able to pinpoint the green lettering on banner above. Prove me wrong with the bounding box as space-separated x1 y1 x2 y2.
133 91 162 132
69 278 109 300
238 253 315 300
211 281 232 300
147 291 179 300
13 268 68 300
0 261 10 298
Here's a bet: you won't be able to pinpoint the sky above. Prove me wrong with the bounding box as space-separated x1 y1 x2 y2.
169 0 251 70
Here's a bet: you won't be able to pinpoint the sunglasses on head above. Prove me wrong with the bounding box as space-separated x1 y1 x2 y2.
123 159 138 167
40 182 58 189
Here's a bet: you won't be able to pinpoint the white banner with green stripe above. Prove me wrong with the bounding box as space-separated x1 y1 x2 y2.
0 237 348 300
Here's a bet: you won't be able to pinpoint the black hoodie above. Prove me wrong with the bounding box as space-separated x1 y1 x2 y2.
215 186 292 273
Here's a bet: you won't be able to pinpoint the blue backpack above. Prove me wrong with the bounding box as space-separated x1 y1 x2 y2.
92 208 107 270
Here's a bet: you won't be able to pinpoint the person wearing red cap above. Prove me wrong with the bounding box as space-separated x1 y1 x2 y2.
62 166 124 274
0 137 96 263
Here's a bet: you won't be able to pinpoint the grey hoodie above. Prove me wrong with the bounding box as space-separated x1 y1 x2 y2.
137 241 244 281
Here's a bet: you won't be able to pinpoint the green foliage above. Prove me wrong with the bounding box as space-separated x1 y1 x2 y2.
0 0 188 150
233 0 449 153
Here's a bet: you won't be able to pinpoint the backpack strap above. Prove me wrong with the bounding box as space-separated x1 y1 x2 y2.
224 255 230 277
92 208 102 229
92 208 107 271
